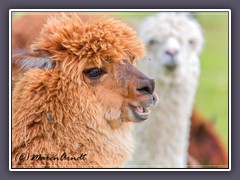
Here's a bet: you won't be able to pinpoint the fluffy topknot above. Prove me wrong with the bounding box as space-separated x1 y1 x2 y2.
32 14 144 66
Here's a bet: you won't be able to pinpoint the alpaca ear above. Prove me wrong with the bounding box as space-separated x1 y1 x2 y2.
187 12 195 19
12 52 55 71
176 12 196 19
186 12 197 20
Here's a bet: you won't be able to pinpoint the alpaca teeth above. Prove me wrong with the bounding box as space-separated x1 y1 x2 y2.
135 107 151 116
136 107 144 113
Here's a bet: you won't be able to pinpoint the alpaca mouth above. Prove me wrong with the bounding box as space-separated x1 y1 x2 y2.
130 105 151 121
163 57 179 73
165 63 177 71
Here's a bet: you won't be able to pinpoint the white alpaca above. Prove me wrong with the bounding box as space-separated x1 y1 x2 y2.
127 12 204 168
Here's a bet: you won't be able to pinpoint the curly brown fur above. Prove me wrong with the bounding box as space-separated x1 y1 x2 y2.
12 14 158 168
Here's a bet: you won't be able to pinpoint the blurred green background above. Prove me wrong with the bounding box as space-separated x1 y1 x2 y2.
12 11 229 146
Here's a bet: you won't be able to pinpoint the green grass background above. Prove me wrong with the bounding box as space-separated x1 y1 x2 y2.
12 11 229 146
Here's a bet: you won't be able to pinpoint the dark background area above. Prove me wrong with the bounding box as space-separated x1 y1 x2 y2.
0 0 238 179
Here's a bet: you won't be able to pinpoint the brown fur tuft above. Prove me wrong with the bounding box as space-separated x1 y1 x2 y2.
32 14 144 66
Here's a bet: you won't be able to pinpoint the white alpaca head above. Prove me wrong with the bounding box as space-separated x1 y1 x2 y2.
139 12 204 84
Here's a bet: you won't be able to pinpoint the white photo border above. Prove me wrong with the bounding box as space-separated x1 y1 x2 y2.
9 9 231 171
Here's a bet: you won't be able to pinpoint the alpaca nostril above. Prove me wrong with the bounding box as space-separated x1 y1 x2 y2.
166 49 178 57
137 86 151 94
137 79 155 95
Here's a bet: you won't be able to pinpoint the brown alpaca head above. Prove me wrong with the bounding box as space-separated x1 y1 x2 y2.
12 14 158 129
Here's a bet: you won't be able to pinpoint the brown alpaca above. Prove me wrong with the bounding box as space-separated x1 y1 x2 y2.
12 14 158 168
12 13 91 50
189 109 228 168
12 14 46 50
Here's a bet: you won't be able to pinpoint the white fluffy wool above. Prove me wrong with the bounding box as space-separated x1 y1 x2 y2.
127 12 204 168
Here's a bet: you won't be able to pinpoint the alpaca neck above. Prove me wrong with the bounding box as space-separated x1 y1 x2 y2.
12 70 135 168
53 80 135 167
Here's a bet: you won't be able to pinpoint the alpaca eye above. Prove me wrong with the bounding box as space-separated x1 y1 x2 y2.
149 39 158 46
189 39 195 45
83 68 106 79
